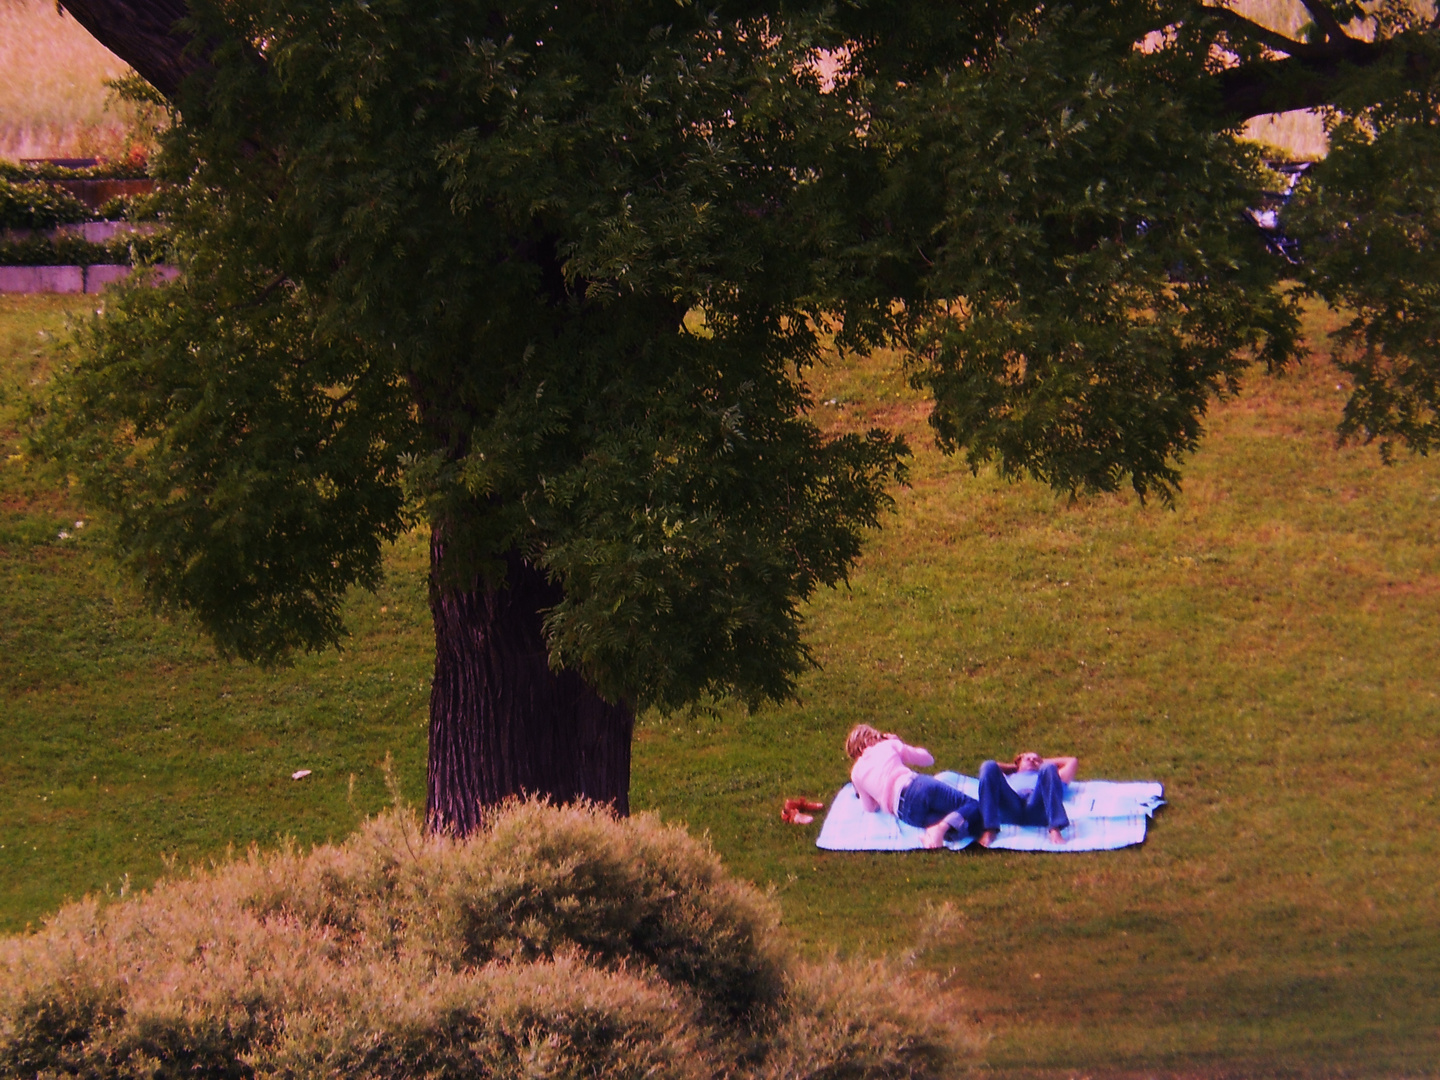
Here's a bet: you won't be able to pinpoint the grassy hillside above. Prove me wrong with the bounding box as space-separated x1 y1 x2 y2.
0 0 134 160
4 295 1438 1076
666 300 1440 1073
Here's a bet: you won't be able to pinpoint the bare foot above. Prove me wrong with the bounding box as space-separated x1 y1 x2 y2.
977 829 999 848
922 816 952 849
921 817 956 852
1048 827 1067 844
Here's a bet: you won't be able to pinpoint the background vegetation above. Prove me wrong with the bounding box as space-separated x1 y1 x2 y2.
4 294 1438 1075
2 0 1326 163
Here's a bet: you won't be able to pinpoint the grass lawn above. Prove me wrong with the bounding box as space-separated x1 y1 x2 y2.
3 294 1438 1076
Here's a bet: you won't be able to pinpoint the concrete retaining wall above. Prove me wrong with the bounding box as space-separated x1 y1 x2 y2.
0 264 178 294
2 222 159 244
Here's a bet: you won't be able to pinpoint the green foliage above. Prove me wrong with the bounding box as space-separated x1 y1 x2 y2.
0 802 958 1079
0 160 150 183
40 0 908 708
42 278 415 661
885 5 1300 501
0 179 93 230
1291 110 1440 458
0 232 163 266
34 0 1440 708
103 72 174 166
95 194 158 221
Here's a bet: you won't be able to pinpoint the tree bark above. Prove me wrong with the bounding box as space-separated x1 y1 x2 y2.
425 532 634 836
1217 41 1394 123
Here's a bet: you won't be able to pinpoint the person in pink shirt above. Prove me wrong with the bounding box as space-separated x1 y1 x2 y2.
845 724 982 849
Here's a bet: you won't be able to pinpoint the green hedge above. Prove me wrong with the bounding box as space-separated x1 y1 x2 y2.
0 162 163 229
0 160 150 182
0 233 166 267
96 194 154 221
0 179 94 230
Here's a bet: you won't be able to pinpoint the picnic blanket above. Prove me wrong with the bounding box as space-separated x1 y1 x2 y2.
814 770 1165 853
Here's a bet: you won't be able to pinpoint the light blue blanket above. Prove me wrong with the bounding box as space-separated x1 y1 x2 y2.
814 770 1165 853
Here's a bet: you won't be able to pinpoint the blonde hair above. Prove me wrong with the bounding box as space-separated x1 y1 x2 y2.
845 723 884 761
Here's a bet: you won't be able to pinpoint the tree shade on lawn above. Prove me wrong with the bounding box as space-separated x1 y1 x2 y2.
38 0 1440 829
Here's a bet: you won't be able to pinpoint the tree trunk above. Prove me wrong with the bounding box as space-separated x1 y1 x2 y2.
425 532 634 836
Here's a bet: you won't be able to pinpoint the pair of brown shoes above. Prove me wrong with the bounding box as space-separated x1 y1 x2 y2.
781 797 825 824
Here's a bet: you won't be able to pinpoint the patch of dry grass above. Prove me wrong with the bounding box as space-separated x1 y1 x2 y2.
0 0 133 159
1231 0 1313 37
1243 110 1329 160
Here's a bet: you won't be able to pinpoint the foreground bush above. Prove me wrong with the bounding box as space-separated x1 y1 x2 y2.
0 802 962 1079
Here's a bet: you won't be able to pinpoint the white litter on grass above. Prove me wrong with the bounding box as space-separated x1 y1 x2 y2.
291 769 312 780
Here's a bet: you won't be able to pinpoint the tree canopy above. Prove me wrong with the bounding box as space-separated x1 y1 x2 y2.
50 0 916 708
39 0 1440 814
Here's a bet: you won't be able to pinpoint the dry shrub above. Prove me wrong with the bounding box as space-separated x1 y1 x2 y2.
0 802 965 1079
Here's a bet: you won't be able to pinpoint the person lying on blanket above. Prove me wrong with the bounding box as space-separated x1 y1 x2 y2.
847 724 1080 849
845 724 983 850
976 751 1079 848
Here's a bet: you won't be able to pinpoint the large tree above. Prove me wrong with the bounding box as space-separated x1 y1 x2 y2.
44 0 1440 833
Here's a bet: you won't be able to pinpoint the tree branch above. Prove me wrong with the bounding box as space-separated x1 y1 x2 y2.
1216 34 1395 120
57 0 198 99
1204 5 1314 58
47 0 1433 148
1296 0 1349 42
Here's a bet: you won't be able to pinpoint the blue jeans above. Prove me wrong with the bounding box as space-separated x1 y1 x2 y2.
977 760 1070 831
896 774 982 834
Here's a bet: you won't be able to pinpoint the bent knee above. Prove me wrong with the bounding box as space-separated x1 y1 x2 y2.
979 760 1002 778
